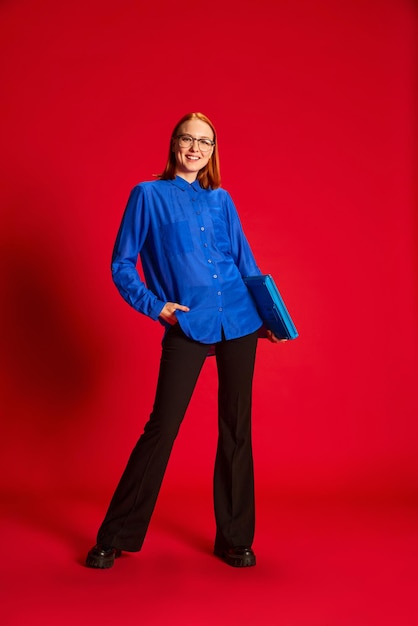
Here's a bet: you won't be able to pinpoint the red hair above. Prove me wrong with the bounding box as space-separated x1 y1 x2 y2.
158 112 221 189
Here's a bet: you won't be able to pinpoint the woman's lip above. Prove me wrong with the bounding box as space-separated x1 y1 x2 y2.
186 155 200 160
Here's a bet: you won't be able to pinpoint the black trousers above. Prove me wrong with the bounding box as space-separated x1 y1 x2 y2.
97 324 258 552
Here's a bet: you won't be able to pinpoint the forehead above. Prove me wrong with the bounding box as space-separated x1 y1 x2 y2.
178 119 214 139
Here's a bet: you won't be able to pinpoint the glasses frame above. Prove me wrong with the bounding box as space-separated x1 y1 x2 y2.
175 134 215 152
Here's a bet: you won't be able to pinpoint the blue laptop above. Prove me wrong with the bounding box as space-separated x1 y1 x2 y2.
243 274 298 340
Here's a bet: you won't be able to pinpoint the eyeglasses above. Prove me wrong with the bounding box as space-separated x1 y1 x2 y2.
175 134 215 152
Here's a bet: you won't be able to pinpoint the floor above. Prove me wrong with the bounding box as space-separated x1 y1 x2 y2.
2 484 417 626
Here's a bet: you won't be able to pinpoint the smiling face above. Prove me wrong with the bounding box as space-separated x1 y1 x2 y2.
172 118 215 183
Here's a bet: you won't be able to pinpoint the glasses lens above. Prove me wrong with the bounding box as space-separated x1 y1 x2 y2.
178 135 192 149
178 135 213 152
198 139 213 152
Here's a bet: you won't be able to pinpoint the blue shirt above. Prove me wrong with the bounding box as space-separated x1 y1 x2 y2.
111 176 263 344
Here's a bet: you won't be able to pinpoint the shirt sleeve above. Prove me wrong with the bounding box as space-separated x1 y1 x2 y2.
223 191 262 277
111 185 166 320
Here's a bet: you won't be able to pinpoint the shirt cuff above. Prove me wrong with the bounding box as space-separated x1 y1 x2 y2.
149 298 166 321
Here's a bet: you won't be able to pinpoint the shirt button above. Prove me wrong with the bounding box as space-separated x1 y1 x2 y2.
213 274 218 279
218 308 223 312
203 243 208 247
217 291 222 296
200 227 205 231
208 259 212 263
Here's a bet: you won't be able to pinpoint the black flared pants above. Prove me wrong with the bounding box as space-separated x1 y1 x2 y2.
97 324 258 552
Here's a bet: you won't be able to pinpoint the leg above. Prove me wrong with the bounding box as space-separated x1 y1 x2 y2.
213 330 258 560
95 325 208 553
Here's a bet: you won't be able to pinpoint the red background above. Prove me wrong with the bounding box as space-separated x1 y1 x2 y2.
1 1 417 624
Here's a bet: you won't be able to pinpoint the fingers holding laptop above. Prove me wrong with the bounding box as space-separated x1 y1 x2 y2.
266 329 288 344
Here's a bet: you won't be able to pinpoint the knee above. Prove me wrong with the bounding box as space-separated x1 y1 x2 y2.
143 413 182 442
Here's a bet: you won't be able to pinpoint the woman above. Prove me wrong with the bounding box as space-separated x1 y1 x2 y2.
86 112 279 570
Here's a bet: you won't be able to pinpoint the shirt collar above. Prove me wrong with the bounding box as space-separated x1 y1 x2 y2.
170 176 203 193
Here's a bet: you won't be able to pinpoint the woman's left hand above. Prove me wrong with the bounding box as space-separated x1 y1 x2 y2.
266 330 287 343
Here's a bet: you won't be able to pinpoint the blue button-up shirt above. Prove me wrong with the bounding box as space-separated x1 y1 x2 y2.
111 176 263 344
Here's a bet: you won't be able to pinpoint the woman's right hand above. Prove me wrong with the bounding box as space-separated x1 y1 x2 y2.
158 302 190 325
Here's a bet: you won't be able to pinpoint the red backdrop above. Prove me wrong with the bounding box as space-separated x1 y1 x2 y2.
1 0 417 502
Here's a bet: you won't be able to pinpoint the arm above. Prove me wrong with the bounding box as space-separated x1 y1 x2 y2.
223 191 262 277
111 185 166 320
223 192 286 344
